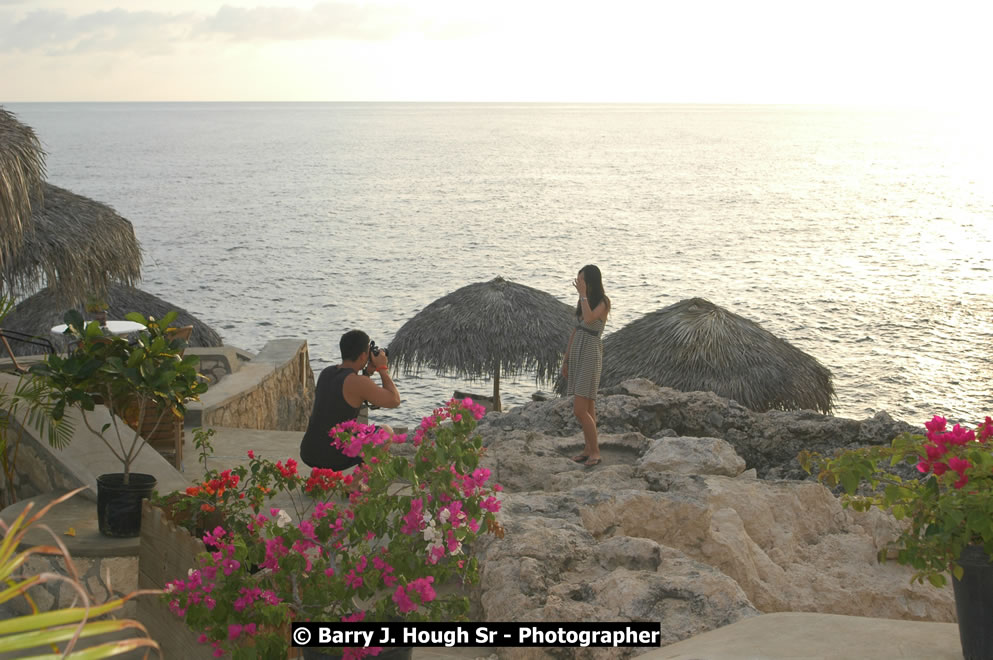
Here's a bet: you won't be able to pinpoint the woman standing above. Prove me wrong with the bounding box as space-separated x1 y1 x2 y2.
562 265 610 467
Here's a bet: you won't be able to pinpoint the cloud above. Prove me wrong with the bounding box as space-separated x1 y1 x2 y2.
0 8 194 54
0 2 489 55
199 2 464 42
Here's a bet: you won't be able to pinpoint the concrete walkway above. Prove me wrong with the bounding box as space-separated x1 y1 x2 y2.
643 612 962 660
351 613 968 660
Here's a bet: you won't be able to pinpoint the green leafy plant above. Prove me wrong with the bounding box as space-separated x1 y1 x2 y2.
800 414 993 587
0 487 162 657
1 296 74 507
83 296 109 314
160 398 504 659
29 309 208 483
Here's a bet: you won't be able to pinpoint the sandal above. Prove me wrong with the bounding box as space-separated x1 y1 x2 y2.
584 457 602 468
571 454 589 463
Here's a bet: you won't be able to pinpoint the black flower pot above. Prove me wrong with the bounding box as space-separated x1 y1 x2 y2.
952 545 993 660
96 473 157 537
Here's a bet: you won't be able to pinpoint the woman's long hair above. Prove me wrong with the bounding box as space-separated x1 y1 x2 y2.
576 264 609 318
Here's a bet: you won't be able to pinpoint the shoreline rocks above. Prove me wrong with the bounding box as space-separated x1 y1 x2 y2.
470 380 951 659
481 379 920 480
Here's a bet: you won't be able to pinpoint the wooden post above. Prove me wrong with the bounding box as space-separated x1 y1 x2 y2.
492 363 501 412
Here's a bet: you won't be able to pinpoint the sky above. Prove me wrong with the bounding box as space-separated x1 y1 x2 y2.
0 0 990 104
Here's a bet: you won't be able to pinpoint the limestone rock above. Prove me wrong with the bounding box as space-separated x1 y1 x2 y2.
472 391 954 658
474 497 758 660
637 437 745 477
479 379 919 478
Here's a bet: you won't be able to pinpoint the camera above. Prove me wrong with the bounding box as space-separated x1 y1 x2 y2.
369 341 389 358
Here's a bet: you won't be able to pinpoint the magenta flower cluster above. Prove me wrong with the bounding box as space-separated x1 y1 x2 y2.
917 415 993 489
162 398 504 660
803 412 993 588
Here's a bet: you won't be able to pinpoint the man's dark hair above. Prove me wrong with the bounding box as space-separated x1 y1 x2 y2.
340 329 370 362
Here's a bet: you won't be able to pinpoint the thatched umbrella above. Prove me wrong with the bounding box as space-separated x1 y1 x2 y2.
389 276 575 411
590 297 834 414
1 182 142 305
2 283 223 356
1 107 141 304
0 107 45 268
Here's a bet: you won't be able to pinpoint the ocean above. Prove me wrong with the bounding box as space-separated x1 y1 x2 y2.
6 103 992 428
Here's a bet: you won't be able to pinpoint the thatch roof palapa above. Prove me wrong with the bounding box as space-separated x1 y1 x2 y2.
389 276 575 411
2 283 223 356
1 107 143 304
1 183 142 304
0 107 46 268
595 297 835 414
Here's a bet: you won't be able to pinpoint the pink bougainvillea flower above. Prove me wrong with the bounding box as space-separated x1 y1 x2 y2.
948 456 971 476
925 415 947 434
446 529 461 554
932 462 949 476
426 544 445 565
925 443 947 461
978 417 993 443
393 585 416 613
344 569 363 589
401 498 425 535
946 424 975 446
409 576 436 603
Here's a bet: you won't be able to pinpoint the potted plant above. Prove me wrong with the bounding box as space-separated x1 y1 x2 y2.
84 295 109 327
29 309 208 537
159 398 504 660
800 414 993 660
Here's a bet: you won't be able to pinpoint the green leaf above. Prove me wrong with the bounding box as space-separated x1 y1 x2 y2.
840 471 859 495
124 312 147 324
51 398 65 422
928 573 947 588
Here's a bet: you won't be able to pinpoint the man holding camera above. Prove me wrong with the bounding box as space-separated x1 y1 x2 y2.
300 329 401 470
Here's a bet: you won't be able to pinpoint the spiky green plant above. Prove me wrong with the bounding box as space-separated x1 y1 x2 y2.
0 488 162 657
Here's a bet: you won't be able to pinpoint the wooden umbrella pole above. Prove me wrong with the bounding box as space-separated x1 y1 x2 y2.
493 363 501 412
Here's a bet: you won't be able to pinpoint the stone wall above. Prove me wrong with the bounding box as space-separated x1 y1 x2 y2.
193 339 315 432
0 416 84 504
5 552 139 618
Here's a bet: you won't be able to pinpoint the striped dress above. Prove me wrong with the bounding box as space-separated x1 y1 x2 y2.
567 317 605 399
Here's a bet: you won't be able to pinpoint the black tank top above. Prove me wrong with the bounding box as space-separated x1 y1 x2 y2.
300 366 363 470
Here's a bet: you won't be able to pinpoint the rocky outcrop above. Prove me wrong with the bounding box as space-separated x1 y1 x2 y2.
480 379 919 479
470 387 953 659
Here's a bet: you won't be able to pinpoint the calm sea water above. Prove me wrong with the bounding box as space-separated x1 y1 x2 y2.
7 103 993 428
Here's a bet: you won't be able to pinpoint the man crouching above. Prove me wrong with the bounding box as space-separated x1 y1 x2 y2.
300 329 401 470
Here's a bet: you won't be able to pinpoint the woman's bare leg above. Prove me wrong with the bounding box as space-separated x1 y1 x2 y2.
573 395 600 463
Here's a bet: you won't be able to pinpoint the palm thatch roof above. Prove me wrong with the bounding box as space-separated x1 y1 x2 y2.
1 283 223 356
1 183 142 304
389 276 575 411
0 107 46 268
590 297 834 414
